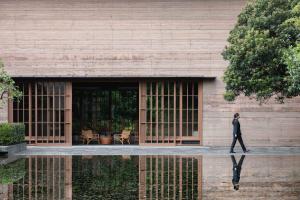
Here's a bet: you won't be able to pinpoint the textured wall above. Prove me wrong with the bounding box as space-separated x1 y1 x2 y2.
0 0 299 146
202 72 300 147
0 0 245 78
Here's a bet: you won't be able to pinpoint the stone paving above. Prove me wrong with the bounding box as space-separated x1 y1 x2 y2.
16 145 300 156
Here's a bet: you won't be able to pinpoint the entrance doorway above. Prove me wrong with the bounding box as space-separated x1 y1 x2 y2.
72 82 139 145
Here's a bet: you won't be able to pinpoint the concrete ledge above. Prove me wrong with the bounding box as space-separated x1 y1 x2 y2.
16 146 300 156
0 143 27 156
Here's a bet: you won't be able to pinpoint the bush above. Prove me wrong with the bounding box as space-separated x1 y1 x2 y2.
0 158 26 184
0 123 25 145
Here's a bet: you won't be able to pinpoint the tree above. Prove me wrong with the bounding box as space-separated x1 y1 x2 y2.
0 60 22 108
284 3 300 96
222 0 300 103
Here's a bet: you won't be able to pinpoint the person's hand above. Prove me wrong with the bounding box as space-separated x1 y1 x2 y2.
235 134 237 138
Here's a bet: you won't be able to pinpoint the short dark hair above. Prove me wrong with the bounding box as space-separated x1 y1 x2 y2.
234 113 240 118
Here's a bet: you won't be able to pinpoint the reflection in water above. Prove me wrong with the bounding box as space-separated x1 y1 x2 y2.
231 155 245 191
0 155 300 199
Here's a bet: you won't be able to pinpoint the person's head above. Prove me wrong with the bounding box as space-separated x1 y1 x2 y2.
234 113 240 119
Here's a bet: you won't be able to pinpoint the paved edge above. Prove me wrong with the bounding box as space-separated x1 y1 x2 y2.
15 146 300 156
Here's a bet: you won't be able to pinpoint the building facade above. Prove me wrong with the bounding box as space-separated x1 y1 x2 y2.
0 0 300 146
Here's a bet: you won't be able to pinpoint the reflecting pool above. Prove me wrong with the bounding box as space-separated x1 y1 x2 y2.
0 155 299 199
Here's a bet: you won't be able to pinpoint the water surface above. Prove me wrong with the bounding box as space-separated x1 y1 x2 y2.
0 155 299 199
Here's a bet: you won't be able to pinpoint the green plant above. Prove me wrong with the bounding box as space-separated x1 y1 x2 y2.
0 123 25 145
0 158 26 184
222 0 300 103
0 60 22 108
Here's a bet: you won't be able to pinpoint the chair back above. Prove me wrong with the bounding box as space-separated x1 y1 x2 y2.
82 130 93 139
121 130 131 139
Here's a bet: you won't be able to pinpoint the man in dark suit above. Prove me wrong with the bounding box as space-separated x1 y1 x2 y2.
230 113 249 153
231 155 246 190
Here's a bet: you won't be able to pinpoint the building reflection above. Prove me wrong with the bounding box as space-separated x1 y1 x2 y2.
4 155 300 199
2 155 202 200
139 156 202 200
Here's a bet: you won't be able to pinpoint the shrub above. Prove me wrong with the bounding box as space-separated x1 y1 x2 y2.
0 158 26 184
0 123 25 145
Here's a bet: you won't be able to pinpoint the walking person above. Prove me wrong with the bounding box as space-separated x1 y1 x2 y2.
231 155 246 190
230 113 249 153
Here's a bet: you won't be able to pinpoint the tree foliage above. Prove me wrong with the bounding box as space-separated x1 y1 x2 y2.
222 0 300 103
0 60 22 107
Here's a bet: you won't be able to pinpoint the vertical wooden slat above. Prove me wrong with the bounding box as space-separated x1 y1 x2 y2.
156 83 158 143
59 84 61 143
192 83 194 138
65 156 72 200
155 156 158 199
186 83 189 136
198 81 203 146
161 82 164 142
168 82 170 143
150 82 152 143
139 81 142 144
179 157 183 200
179 82 182 144
35 157 38 199
29 157 32 200
7 98 13 123
47 83 50 144
29 83 32 144
35 83 38 143
65 82 72 145
139 156 146 199
173 156 176 199
52 83 55 144
173 82 176 144
198 157 202 200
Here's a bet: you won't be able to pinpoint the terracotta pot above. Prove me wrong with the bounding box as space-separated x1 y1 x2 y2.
100 136 112 145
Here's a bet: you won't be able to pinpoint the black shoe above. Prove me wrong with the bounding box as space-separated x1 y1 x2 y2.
230 151 236 153
243 150 250 153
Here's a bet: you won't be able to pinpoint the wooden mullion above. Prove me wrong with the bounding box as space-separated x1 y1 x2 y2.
150 82 152 143
156 82 158 144
179 82 182 144
186 83 189 136
41 83 44 143
29 83 32 144
161 82 164 143
59 84 61 143
35 82 38 144
47 82 50 144
179 157 183 200
155 156 158 199
168 82 170 143
173 156 176 199
52 83 55 144
173 82 176 144
192 83 194 138
198 81 203 145
198 157 202 200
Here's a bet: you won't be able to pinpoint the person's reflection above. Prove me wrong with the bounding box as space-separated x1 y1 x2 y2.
231 155 246 190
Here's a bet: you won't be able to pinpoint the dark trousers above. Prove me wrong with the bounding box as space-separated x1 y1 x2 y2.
230 135 246 152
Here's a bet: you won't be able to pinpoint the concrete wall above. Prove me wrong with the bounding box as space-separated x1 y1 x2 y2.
0 0 299 146
0 0 245 78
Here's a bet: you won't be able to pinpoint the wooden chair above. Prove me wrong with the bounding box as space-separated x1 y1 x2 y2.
114 130 131 144
81 130 100 144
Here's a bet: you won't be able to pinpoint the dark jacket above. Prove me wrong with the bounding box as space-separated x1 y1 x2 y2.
232 119 241 136
231 155 245 185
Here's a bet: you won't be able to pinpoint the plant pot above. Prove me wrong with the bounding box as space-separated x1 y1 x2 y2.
100 136 112 145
